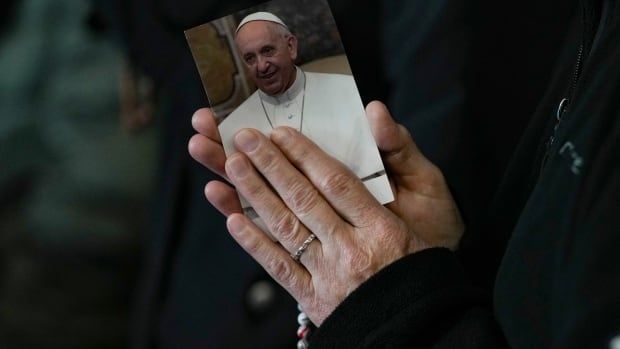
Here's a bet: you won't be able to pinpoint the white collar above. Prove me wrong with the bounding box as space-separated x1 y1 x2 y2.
258 66 305 105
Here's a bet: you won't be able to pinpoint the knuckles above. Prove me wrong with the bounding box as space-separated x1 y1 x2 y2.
287 183 319 216
320 172 355 198
271 210 301 243
243 176 266 198
268 254 295 287
374 215 411 248
255 148 279 173
343 248 373 278
424 163 447 188
341 215 410 278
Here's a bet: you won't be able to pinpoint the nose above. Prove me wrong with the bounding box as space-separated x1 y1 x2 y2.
257 56 270 73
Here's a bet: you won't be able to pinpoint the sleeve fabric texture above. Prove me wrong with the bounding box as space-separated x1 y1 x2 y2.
311 249 507 348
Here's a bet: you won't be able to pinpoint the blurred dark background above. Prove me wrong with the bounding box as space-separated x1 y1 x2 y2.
0 0 575 348
0 1 158 348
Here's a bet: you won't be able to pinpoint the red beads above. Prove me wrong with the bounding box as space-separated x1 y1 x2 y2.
297 325 310 339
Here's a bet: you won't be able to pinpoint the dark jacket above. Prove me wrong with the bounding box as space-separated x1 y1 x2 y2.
97 0 574 347
311 0 620 347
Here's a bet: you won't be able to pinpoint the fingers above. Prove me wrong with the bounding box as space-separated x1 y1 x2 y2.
365 101 440 189
192 108 221 143
188 134 228 179
225 152 324 271
232 129 347 240
226 213 313 304
270 127 385 226
204 180 242 216
189 108 228 180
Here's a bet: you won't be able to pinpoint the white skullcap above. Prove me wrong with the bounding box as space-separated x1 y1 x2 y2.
236 11 288 34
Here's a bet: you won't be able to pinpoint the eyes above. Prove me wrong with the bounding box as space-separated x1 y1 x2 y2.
261 46 276 56
243 45 277 65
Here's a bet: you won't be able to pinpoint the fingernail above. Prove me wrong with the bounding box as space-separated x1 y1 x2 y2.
271 127 293 146
227 215 247 237
235 129 259 152
227 156 249 179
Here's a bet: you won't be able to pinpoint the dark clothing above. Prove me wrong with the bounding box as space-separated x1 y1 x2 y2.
312 0 620 347
105 0 575 347
384 0 578 241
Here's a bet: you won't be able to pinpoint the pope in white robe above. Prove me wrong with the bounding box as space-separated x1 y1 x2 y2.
218 12 393 232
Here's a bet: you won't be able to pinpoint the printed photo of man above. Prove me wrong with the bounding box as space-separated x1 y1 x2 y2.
212 11 393 229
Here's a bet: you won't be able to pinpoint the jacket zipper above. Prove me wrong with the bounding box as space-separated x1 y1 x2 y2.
540 42 585 173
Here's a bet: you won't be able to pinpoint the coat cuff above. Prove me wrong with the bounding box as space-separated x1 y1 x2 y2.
310 248 474 347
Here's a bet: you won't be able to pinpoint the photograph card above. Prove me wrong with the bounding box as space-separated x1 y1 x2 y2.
185 0 394 234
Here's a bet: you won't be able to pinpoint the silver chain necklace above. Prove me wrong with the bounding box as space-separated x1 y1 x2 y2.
258 70 306 133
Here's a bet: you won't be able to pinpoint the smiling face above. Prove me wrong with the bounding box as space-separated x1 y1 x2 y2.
235 21 298 96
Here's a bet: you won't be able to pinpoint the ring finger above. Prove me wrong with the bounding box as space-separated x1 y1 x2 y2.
226 153 323 270
233 129 349 242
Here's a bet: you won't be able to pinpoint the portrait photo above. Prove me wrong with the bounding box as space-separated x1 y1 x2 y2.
185 0 393 232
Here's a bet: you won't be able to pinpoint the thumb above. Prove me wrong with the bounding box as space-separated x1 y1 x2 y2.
366 101 436 182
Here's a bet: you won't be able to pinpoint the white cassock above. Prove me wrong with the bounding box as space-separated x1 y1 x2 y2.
219 66 394 235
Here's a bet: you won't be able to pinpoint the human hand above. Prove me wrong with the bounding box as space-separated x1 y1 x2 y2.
188 108 242 215
366 101 464 250
188 102 464 248
188 102 464 325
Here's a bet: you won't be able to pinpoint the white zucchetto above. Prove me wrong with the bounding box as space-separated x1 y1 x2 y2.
236 11 288 34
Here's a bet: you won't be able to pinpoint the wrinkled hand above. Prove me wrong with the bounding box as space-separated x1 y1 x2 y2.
188 101 464 325
367 102 464 250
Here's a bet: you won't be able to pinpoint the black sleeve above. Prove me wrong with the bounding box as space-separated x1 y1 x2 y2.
553 158 620 348
310 248 508 348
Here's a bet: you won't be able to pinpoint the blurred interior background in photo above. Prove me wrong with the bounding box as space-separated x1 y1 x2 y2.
185 0 350 121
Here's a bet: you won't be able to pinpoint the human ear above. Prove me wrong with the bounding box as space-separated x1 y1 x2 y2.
287 35 298 61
